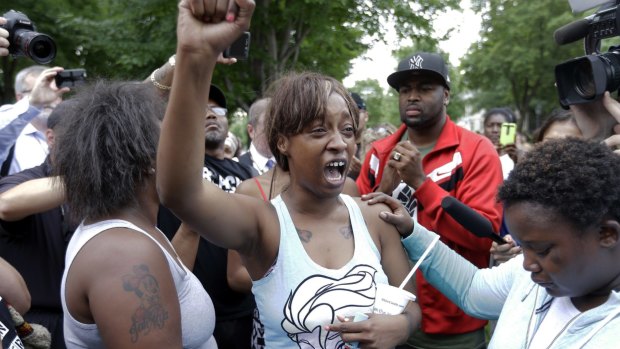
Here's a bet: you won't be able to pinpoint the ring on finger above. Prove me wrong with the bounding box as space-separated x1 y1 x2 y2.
393 151 402 161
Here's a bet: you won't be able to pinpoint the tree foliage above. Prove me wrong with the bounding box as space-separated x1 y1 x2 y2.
1 0 458 112
349 78 399 127
461 0 584 134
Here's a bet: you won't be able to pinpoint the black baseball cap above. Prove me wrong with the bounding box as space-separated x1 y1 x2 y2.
209 84 227 109
350 92 366 110
387 52 451 91
47 99 78 130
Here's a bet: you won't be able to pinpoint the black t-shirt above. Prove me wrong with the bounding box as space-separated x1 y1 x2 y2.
0 159 72 311
158 155 256 321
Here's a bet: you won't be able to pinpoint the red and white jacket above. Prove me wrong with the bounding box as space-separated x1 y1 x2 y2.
357 117 504 335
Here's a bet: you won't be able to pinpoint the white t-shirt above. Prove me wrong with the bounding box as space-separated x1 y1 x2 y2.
528 296 581 349
499 153 514 180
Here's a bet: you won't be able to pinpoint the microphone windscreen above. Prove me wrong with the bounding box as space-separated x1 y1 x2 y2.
441 196 497 239
554 18 590 45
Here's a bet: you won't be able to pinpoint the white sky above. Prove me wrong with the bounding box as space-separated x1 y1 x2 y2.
343 0 481 91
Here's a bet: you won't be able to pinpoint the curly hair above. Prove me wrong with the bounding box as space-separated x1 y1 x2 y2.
265 71 359 171
498 138 620 232
52 80 165 221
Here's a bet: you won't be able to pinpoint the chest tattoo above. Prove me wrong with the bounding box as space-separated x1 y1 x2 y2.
297 228 312 243
339 225 353 239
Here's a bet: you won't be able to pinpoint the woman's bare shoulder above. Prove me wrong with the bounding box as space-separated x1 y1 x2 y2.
351 196 395 232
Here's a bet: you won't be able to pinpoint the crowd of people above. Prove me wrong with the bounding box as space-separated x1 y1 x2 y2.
1 1 620 348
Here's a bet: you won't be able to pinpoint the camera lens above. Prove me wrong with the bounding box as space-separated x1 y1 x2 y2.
14 29 56 64
574 60 596 99
600 51 620 94
28 35 56 63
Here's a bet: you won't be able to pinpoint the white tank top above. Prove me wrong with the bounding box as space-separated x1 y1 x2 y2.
61 219 217 349
252 194 389 349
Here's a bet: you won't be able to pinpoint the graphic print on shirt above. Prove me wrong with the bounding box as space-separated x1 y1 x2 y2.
281 264 378 349
0 298 24 349
393 183 417 217
202 166 243 193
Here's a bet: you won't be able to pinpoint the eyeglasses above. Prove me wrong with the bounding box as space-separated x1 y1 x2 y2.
207 106 228 116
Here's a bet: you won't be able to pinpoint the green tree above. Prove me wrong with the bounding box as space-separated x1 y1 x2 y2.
1 0 459 110
349 78 399 127
461 0 584 134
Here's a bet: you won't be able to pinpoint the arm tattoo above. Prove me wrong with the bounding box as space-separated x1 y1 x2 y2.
297 228 312 243
122 264 169 343
339 225 353 239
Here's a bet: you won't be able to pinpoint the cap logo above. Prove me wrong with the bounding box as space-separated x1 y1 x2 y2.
409 55 424 69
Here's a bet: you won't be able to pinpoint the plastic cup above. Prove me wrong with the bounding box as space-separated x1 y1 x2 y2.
372 283 416 315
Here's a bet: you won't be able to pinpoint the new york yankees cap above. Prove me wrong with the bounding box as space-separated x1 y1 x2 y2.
387 52 451 91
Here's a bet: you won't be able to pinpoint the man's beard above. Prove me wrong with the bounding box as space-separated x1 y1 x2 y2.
204 130 225 150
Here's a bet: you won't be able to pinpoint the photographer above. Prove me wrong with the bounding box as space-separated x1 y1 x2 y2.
0 66 68 174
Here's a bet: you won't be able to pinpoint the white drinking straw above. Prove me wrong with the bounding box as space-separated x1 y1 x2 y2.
399 234 440 289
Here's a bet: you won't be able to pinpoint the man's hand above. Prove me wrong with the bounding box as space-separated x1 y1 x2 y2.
500 144 523 164
28 67 69 109
0 17 8 57
603 126 620 154
600 92 620 153
389 141 426 189
376 158 402 194
489 234 521 265
348 155 362 179
569 91 620 141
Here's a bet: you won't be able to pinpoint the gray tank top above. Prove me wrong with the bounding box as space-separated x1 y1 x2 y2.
61 219 217 348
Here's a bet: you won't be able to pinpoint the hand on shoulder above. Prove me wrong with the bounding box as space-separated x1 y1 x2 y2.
359 192 414 238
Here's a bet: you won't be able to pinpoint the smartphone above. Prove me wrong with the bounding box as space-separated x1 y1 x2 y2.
499 122 517 147
223 32 251 60
55 69 87 88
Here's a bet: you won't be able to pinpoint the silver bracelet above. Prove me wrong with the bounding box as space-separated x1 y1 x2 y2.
150 68 171 90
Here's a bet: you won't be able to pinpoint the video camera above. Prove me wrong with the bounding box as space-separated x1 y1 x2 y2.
554 1 620 107
0 10 56 64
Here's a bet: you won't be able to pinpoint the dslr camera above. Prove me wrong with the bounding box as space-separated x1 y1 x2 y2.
554 1 620 107
0 10 56 64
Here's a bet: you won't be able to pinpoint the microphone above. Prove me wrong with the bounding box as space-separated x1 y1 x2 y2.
553 18 591 45
441 196 507 245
